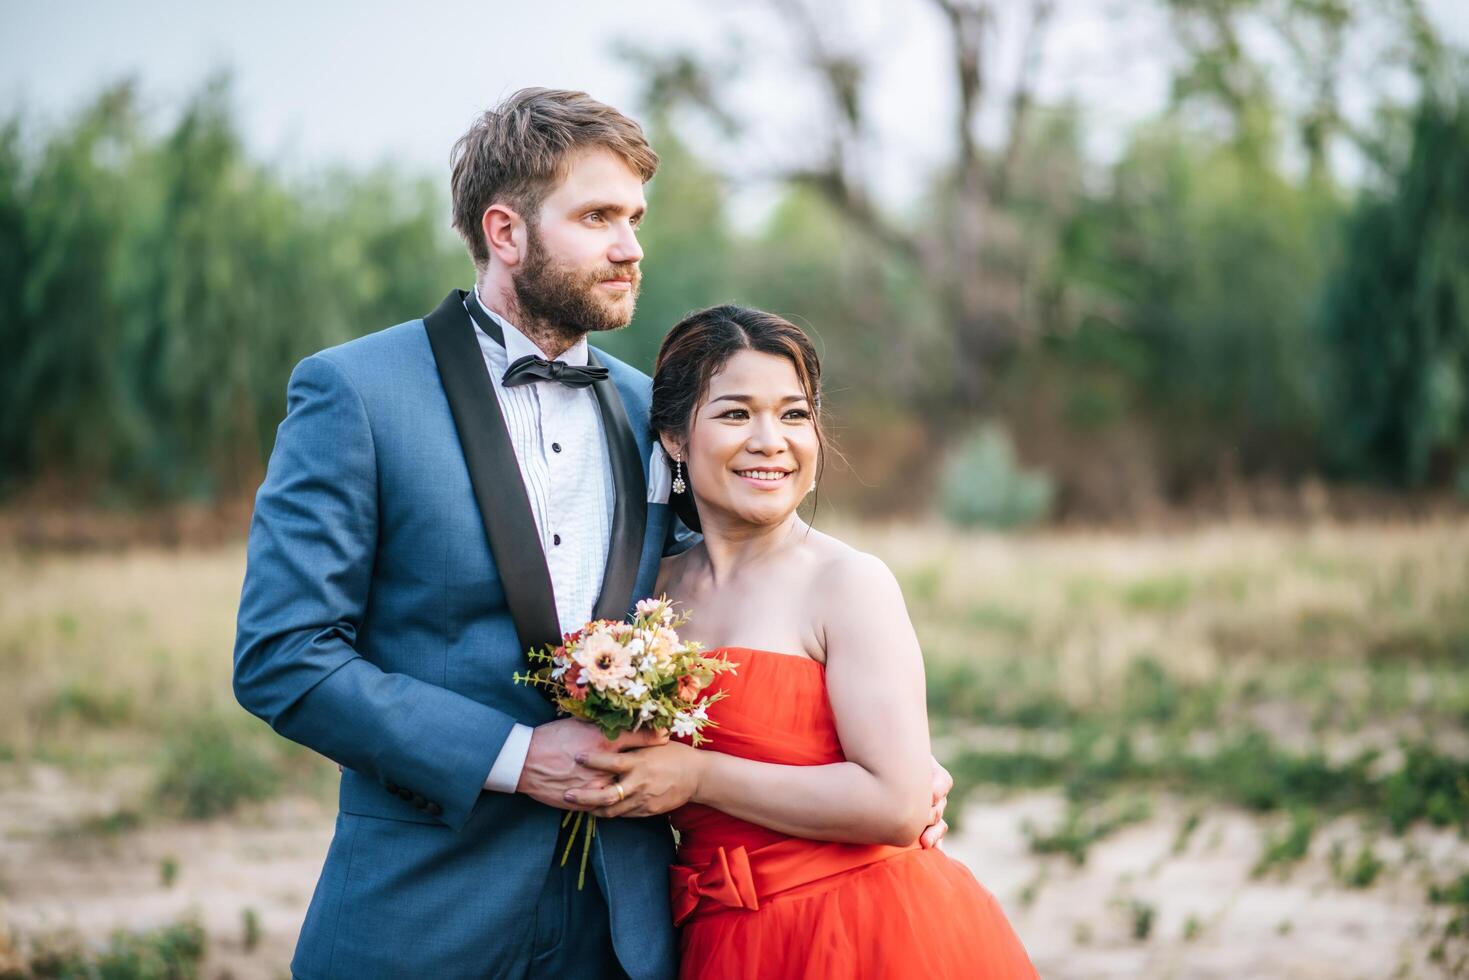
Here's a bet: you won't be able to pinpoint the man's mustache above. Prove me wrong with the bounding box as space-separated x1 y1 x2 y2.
594 263 641 287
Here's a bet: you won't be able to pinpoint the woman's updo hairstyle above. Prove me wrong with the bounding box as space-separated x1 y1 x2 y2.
651 305 826 533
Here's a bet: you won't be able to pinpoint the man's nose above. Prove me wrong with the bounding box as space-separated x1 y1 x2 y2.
608 221 643 264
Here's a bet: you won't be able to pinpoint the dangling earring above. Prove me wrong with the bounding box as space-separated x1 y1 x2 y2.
672 453 687 495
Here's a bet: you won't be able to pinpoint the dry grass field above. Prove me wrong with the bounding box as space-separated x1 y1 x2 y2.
1 520 1468 978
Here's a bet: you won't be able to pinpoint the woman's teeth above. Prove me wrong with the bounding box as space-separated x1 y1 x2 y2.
737 470 789 481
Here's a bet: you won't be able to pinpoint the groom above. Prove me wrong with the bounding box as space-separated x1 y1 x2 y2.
234 88 948 980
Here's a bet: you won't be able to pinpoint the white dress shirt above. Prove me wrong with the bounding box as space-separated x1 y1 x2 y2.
472 291 615 792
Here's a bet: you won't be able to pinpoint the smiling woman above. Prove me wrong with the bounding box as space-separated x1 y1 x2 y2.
594 305 1041 978
649 306 826 534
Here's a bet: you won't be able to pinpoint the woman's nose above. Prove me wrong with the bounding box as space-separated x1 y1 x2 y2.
744 414 783 452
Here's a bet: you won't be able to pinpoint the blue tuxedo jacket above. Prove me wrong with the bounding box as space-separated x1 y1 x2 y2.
233 291 685 980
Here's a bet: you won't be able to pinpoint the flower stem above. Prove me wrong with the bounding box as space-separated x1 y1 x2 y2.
560 811 583 867
578 816 597 890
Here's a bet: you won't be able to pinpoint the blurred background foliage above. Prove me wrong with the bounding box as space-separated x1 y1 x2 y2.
1 0 1466 524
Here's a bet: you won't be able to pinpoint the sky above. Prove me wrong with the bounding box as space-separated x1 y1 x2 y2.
2 0 1465 210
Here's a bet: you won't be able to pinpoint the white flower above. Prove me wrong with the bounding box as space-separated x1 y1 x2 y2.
671 712 698 738
661 607 675 626
640 701 658 720
624 679 649 699
691 703 708 721
635 597 665 620
638 655 658 674
624 637 645 658
550 659 570 680
577 632 636 692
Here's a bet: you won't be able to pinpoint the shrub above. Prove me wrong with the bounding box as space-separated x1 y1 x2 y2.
937 425 1054 529
154 714 280 819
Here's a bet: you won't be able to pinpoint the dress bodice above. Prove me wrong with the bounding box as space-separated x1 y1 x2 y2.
670 647 842 861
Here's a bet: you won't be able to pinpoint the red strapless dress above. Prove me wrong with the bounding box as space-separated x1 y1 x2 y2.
669 648 1038 980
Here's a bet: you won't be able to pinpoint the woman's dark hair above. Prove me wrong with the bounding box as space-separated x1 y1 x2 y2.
651 305 827 533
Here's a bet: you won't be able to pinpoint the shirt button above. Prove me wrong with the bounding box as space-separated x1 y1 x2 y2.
552 442 562 453
553 534 562 546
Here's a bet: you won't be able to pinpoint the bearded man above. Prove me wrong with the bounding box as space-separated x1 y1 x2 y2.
233 88 949 980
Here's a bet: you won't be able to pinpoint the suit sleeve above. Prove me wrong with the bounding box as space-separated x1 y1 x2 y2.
232 353 517 832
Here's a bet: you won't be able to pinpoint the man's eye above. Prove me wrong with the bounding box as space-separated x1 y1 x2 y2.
585 213 605 224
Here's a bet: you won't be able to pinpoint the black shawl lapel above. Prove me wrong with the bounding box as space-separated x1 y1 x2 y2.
423 289 562 654
588 350 647 622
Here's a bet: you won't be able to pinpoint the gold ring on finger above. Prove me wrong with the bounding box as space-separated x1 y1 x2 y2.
615 782 625 803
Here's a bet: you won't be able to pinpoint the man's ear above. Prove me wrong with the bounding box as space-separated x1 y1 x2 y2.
481 204 526 268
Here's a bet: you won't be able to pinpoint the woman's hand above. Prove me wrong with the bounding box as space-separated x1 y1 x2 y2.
920 756 954 849
566 740 706 818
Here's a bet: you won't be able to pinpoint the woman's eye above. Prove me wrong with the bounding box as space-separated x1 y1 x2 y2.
718 409 749 420
784 410 812 420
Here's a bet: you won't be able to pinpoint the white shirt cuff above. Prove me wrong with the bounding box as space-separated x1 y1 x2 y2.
483 723 533 792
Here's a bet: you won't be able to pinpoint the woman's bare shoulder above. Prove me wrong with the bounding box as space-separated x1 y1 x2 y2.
805 534 905 618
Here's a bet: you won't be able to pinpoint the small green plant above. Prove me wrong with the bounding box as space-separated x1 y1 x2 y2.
1182 914 1203 941
1172 812 1202 855
1330 842 1384 889
1120 576 1192 613
242 906 262 952
937 425 1054 529
1427 873 1469 965
61 808 144 838
1121 657 1182 724
1024 797 1151 865
1017 873 1045 909
1253 809 1316 878
160 854 180 888
1128 900 1156 941
26 918 206 979
154 713 281 819
45 681 135 728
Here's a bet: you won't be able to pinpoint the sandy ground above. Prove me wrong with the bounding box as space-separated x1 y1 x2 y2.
1 764 1459 979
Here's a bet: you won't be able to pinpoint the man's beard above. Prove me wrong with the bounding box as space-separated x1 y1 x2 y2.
511 224 640 343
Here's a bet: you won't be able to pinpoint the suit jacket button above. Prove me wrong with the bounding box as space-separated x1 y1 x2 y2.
412 794 427 810
398 787 414 801
427 802 443 816
385 782 400 795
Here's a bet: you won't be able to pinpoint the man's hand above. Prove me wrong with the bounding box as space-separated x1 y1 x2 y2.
568 741 704 818
921 756 954 849
516 718 667 810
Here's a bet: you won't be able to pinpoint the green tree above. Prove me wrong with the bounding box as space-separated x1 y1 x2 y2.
1322 92 1469 485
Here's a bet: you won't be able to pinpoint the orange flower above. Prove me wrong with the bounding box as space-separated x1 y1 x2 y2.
565 664 589 700
677 675 701 703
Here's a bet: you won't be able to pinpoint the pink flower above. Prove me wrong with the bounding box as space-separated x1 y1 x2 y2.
676 675 701 703
647 627 679 666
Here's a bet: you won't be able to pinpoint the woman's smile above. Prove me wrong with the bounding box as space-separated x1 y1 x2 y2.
734 467 795 488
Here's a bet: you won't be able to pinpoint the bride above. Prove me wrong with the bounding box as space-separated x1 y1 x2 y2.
566 305 1038 979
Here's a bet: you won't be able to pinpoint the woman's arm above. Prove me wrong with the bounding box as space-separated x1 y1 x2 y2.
571 553 934 847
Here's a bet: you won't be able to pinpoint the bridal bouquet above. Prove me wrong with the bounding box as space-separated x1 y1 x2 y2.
514 596 736 886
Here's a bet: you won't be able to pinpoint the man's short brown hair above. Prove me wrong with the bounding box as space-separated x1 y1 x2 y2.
450 88 659 271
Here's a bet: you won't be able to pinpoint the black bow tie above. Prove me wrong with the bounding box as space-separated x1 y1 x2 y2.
461 291 608 390
502 354 608 389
